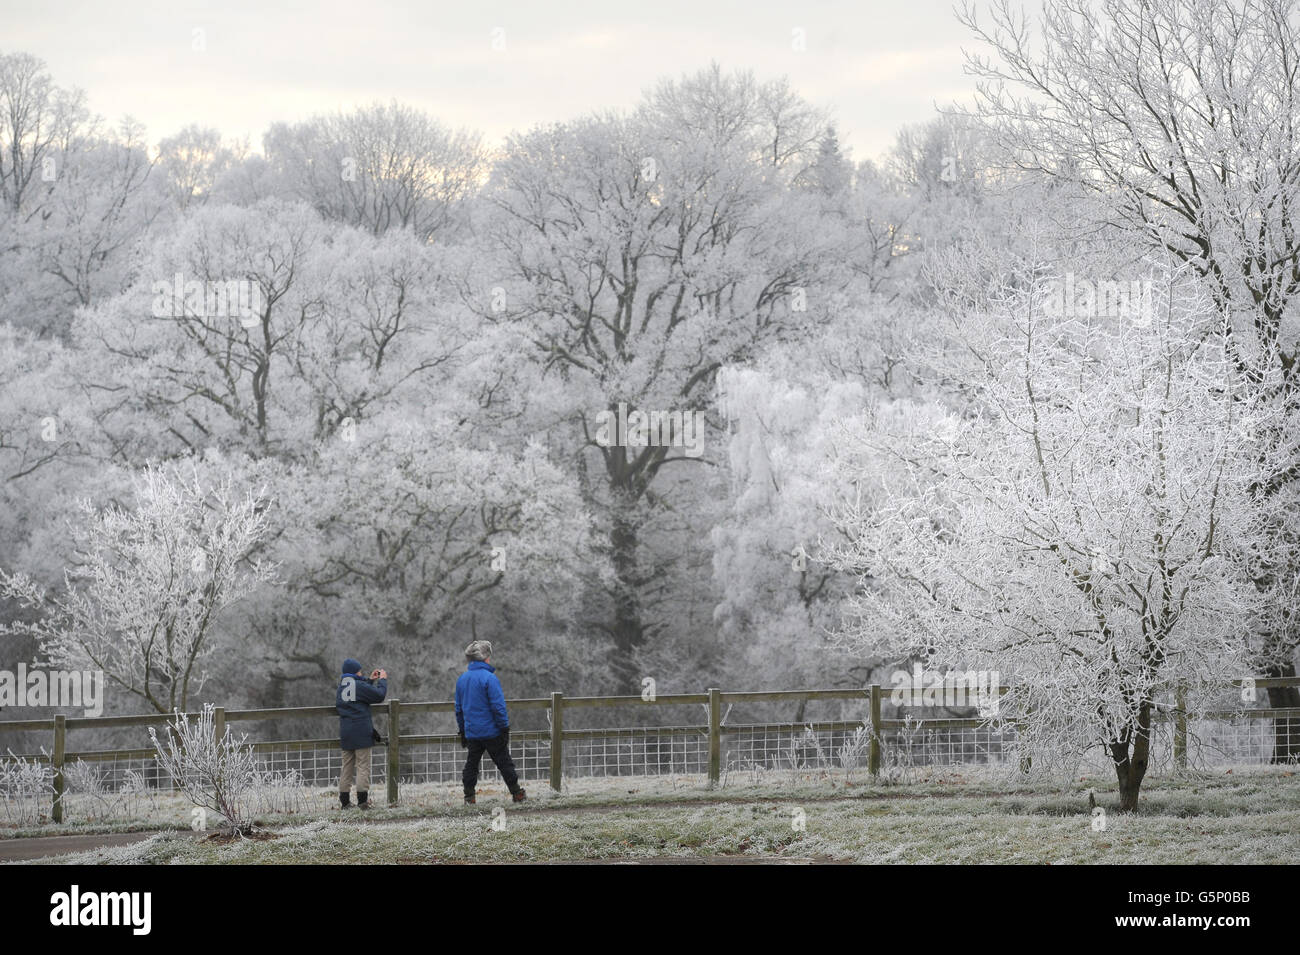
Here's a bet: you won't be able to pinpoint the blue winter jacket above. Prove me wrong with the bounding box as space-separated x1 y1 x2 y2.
455 661 509 740
337 673 387 750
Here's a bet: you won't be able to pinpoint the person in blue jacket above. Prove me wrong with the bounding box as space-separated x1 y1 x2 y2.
336 658 387 809
455 640 526 804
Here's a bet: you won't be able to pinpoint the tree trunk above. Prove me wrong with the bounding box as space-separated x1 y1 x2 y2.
609 510 644 692
1264 661 1300 764
1111 702 1152 812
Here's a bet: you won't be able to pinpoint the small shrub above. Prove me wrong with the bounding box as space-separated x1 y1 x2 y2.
63 760 158 821
149 703 258 833
0 750 53 826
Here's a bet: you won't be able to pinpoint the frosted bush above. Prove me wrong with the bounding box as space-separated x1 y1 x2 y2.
0 750 53 826
63 760 119 820
149 703 258 833
837 725 871 770
63 760 158 820
247 768 308 816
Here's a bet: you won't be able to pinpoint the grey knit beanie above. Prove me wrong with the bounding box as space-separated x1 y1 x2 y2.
465 640 493 662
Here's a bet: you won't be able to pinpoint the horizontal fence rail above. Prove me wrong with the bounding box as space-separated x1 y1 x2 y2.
2 678 1297 823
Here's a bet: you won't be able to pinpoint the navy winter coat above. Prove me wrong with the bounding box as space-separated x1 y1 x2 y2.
455 661 509 740
337 673 387 750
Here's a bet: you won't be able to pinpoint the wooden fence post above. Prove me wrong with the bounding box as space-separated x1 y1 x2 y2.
212 706 226 745
51 714 66 823
1174 685 1188 770
868 684 881 777
549 692 563 793
386 699 400 806
707 687 721 787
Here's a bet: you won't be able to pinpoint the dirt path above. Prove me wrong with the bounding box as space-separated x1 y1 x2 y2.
0 829 203 862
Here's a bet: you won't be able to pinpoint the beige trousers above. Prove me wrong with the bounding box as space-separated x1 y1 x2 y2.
340 747 372 793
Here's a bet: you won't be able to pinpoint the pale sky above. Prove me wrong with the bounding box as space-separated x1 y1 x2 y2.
1 0 1035 164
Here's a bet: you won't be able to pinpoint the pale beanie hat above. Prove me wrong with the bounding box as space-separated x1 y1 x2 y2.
465 640 493 662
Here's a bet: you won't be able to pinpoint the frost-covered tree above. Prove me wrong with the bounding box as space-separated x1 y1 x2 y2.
959 0 1300 753
0 54 163 335
0 323 105 605
825 255 1293 809
0 464 275 714
710 364 865 698
59 195 612 693
30 119 163 312
886 112 1011 272
279 418 602 652
0 51 89 217
157 124 246 212
960 0 1300 340
263 102 487 241
476 66 848 686
0 326 76 486
72 199 468 459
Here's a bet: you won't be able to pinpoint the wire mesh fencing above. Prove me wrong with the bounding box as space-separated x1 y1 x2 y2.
720 713 1296 782
3 682 1299 826
1189 714 1298 767
36 715 1294 791
9 716 1298 790
562 727 709 778
399 733 550 785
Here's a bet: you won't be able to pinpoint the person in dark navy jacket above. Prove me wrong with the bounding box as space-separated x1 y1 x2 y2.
336 658 387 809
455 641 525 805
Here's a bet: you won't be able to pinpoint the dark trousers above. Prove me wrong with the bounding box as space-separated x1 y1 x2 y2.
463 733 520 795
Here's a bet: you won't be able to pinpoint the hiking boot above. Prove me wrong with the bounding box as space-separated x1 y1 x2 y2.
511 788 527 803
339 791 352 809
464 794 476 804
357 791 370 809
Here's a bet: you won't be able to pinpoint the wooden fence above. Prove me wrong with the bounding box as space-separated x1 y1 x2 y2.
2 677 1298 823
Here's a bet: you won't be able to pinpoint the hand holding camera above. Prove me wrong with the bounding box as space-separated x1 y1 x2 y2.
371 668 387 681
